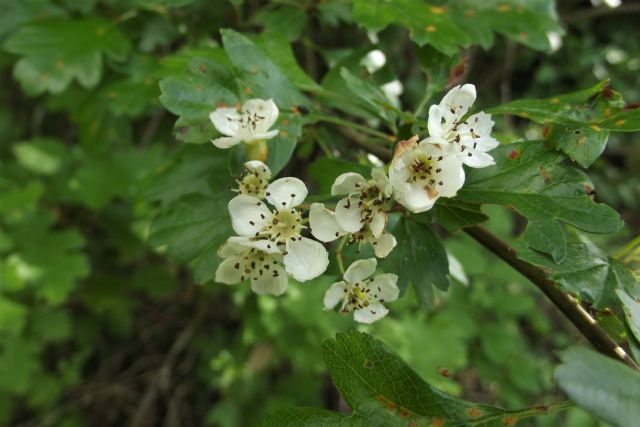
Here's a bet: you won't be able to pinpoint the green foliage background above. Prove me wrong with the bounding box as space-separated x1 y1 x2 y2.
0 0 639 426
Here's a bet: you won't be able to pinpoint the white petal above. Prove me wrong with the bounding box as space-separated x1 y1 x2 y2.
466 111 495 136
228 194 273 237
368 210 386 238
441 84 476 119
218 236 249 258
354 302 388 324
397 183 435 213
344 258 377 284
372 233 396 258
324 281 347 310
211 136 242 149
253 129 279 141
371 167 392 197
239 238 282 254
309 203 346 242
360 49 386 73
244 160 271 178
447 253 469 285
335 196 363 233
242 98 279 134
427 104 445 138
283 237 329 282
331 173 366 196
266 177 308 209
250 264 288 296
209 107 240 137
370 273 399 302
461 149 495 168
215 256 244 284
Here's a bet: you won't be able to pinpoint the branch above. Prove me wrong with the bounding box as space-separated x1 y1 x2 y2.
464 225 639 371
564 4 640 24
323 121 638 369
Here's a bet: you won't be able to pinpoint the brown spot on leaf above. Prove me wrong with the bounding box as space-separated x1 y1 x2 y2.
589 124 601 132
498 4 511 12
198 64 207 73
533 404 550 413
399 407 410 419
467 407 482 418
430 6 446 13
426 25 437 32
502 416 517 426
244 87 253 94
465 9 476 16
437 367 450 377
195 84 202 93
431 419 445 427
538 166 552 184
508 150 520 160
615 119 626 126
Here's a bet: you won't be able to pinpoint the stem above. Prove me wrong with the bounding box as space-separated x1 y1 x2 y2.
314 113 394 141
464 225 640 371
336 236 347 274
333 126 394 161
414 82 439 118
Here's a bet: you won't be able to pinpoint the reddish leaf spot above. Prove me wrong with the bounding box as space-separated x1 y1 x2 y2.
198 64 207 73
623 102 640 110
502 416 517 426
533 404 550 413
508 150 520 160
467 407 482 418
399 407 410 419
244 87 253 94
437 367 450 377
282 119 290 126
538 166 552 184
431 419 445 427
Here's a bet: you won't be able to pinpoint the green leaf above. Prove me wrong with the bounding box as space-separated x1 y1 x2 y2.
382 217 448 305
489 81 640 132
516 244 632 310
434 199 488 233
4 18 130 95
0 297 27 335
264 332 573 426
457 142 623 262
545 125 609 168
12 138 68 175
352 0 561 55
253 7 307 42
554 347 640 427
616 288 640 344
221 28 306 108
308 158 371 195
149 193 232 283
159 54 239 144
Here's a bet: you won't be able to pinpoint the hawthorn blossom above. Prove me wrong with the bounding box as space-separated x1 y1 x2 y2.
235 160 271 199
215 236 287 296
360 49 386 74
389 136 465 213
209 98 279 149
309 168 397 258
228 177 329 282
424 84 499 168
323 258 399 324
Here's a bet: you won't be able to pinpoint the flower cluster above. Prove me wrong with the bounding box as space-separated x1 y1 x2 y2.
210 83 498 323
216 160 329 295
390 84 498 213
309 168 396 258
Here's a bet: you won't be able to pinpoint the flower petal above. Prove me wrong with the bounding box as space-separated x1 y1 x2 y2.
215 256 244 285
335 196 363 233
228 194 273 237
244 160 271 178
461 149 495 168
370 273 399 302
372 233 396 258
331 172 366 196
253 129 279 141
218 236 249 258
211 136 242 149
323 281 347 310
369 210 386 238
283 237 329 282
250 264 288 296
309 203 346 242
427 104 445 139
209 107 240 136
440 84 476 119
371 167 392 197
239 238 282 254
344 258 377 283
354 302 388 324
431 156 466 197
266 177 308 209
242 98 279 134
396 183 435 213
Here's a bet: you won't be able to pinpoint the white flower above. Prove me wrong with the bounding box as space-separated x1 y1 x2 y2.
215 236 287 296
360 49 386 74
309 168 397 258
381 79 403 108
424 84 499 168
209 98 279 149
227 177 329 282
323 258 399 324
235 160 271 199
389 136 465 213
